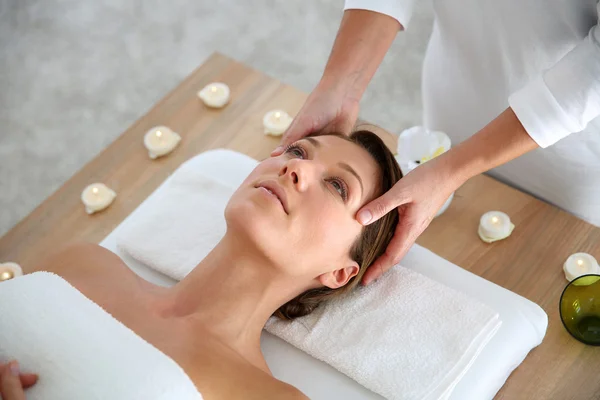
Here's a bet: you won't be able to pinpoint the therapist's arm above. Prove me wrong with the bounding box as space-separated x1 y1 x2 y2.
443 107 538 185
272 9 401 154
318 9 402 109
357 107 538 284
359 2 600 284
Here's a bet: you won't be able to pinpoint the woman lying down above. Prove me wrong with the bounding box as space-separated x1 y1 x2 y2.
3 130 402 399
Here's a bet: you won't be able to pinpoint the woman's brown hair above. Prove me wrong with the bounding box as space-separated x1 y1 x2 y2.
273 129 403 320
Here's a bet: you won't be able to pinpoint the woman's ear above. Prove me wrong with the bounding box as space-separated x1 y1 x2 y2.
318 261 360 289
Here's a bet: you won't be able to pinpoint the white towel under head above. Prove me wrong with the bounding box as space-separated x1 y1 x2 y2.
115 149 501 400
0 272 202 400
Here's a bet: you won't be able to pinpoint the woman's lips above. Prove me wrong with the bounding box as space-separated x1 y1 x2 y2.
256 182 289 214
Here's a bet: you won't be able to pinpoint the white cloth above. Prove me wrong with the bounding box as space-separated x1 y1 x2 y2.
0 272 202 400
116 150 502 400
265 267 501 400
116 149 258 280
345 0 600 226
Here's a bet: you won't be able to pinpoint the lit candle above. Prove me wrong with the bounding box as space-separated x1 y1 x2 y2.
478 211 515 243
81 183 117 214
563 253 600 282
263 110 293 136
197 82 230 108
143 126 181 159
0 262 23 282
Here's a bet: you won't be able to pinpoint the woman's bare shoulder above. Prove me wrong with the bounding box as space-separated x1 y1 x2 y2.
29 241 130 281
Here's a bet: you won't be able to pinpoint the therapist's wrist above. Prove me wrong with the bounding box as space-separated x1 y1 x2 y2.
428 151 471 193
317 74 363 108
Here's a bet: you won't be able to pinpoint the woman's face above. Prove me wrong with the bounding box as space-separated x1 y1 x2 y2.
225 135 381 282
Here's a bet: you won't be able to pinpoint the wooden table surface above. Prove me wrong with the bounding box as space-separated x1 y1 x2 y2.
1 52 599 400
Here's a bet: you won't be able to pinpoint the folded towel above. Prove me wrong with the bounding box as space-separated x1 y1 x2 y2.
116 149 501 400
117 149 257 280
0 272 202 400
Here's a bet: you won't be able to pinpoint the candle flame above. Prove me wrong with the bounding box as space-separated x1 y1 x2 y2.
491 216 499 224
92 187 99 195
0 270 14 281
210 86 218 93
156 130 163 138
274 112 281 120
577 259 584 266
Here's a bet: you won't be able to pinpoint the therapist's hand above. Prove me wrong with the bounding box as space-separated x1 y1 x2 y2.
271 82 360 156
357 157 460 285
0 361 38 400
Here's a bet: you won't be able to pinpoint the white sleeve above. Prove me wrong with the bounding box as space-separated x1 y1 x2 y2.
508 4 600 148
344 0 415 29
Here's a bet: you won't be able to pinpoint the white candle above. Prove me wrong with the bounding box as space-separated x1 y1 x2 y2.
563 253 600 282
81 183 117 214
0 262 23 282
143 126 181 159
197 82 230 108
263 110 293 136
478 211 515 243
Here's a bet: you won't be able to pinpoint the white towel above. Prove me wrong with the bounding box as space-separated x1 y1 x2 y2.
0 272 202 400
115 149 501 400
117 149 257 280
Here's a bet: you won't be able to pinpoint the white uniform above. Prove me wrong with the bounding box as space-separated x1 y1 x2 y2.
345 0 600 226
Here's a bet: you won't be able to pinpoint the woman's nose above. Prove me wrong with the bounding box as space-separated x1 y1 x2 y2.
279 159 309 192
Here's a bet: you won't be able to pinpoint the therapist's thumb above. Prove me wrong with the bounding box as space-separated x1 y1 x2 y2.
357 190 408 226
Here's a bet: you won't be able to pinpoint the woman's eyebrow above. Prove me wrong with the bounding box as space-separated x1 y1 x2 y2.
305 137 321 148
338 162 364 196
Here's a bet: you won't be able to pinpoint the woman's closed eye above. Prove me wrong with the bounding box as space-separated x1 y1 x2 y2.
284 142 350 202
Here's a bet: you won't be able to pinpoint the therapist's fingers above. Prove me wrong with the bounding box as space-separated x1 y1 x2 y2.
356 186 410 226
271 114 315 156
0 361 27 400
361 206 419 285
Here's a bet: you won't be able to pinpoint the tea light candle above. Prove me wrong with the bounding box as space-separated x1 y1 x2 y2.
0 262 23 282
143 126 181 159
563 253 600 282
81 183 116 214
263 110 293 136
197 82 230 108
478 211 515 243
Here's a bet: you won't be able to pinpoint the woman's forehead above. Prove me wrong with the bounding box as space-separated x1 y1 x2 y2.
305 135 381 198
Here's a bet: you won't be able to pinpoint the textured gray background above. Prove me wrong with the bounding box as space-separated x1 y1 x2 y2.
0 0 433 237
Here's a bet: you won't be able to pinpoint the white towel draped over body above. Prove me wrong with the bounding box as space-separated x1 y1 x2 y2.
116 150 501 400
0 272 202 400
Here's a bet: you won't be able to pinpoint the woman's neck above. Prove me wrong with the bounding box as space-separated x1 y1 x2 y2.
160 233 303 360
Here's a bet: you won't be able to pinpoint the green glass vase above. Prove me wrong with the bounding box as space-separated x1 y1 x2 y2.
559 274 600 346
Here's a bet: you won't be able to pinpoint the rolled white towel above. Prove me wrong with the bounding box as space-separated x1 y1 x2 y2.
0 272 202 400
